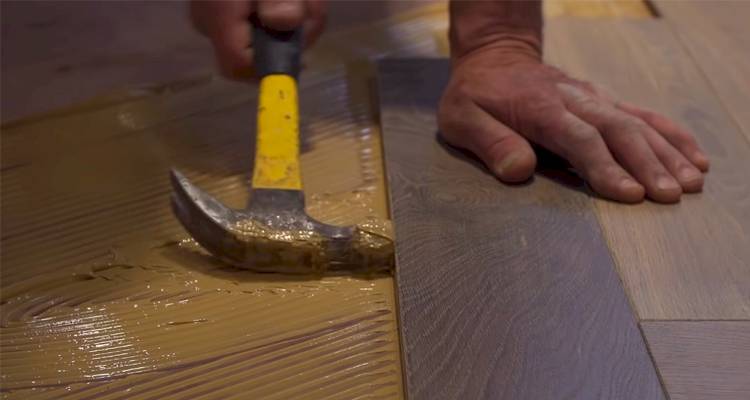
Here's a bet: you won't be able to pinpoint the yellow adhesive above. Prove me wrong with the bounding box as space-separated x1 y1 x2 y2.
0 4 455 399
253 75 303 190
0 242 401 399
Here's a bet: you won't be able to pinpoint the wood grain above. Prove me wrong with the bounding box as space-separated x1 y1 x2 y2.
654 0 750 141
544 0 653 18
378 59 664 400
0 1 214 122
0 1 436 122
545 19 750 319
642 321 750 400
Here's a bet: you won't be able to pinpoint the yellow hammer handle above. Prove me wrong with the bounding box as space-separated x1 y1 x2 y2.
251 74 302 190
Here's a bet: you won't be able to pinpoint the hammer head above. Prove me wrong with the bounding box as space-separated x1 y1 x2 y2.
169 170 393 273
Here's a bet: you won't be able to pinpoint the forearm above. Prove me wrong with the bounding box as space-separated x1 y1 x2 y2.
449 0 542 64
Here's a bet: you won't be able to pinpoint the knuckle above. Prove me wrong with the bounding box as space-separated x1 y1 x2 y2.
438 89 465 118
542 115 601 158
621 119 652 138
642 109 664 125
572 126 601 149
521 90 563 115
437 100 466 137
589 164 623 184
564 119 600 146
452 79 474 99
613 129 641 148
602 116 649 143
557 82 597 107
627 117 651 131
642 110 687 136
644 112 661 125
673 128 698 144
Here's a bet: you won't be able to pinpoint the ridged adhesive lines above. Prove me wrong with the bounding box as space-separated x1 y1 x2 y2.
1 6 453 398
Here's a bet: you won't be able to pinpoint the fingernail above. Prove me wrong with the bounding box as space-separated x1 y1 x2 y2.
693 151 709 167
275 2 301 14
493 153 519 176
679 166 701 183
656 175 680 191
620 177 641 190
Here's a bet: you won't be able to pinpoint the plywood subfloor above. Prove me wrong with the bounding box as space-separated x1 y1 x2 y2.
378 59 663 400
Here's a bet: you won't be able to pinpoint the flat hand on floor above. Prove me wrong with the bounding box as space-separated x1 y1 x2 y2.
190 0 709 203
439 50 709 203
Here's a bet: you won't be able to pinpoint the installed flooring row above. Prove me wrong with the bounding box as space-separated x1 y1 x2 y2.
379 6 750 399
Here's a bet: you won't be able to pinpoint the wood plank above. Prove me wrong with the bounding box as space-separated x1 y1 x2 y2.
642 321 750 400
378 59 664 400
544 0 653 18
654 0 750 141
0 1 214 123
0 1 439 123
545 19 750 319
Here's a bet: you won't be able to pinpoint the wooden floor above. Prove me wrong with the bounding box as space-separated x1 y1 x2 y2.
379 59 664 399
642 321 750 400
654 0 750 142
378 2 750 399
546 18 750 321
2 1 749 399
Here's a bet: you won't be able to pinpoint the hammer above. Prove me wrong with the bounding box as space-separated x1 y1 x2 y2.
170 26 393 274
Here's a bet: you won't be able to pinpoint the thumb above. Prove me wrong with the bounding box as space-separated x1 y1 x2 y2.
257 0 306 31
438 98 536 183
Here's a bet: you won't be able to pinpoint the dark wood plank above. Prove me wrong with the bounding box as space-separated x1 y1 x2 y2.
0 1 433 123
655 0 750 141
0 1 214 122
642 321 750 400
378 59 664 400
545 19 750 320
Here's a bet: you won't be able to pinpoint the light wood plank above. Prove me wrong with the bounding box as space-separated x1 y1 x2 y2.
546 19 750 319
655 0 750 141
642 321 750 400
378 58 663 400
545 0 653 18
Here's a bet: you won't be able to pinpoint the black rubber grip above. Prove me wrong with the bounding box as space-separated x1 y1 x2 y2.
253 25 302 78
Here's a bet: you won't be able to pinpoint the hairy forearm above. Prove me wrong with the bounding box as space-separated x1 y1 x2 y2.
449 0 543 64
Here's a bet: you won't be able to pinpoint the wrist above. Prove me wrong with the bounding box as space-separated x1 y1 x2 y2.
448 0 543 66
452 35 542 68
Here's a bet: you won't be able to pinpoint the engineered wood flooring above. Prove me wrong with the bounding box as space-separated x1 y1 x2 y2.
378 58 664 400
642 321 750 400
654 0 750 141
0 1 433 122
545 19 750 320
544 0 653 18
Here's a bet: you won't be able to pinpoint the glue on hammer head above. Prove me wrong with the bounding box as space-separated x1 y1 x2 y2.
169 169 393 274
